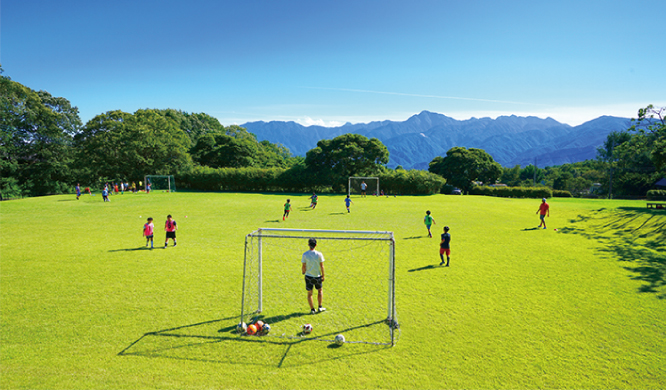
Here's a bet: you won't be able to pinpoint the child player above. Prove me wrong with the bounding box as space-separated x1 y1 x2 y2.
424 210 436 238
283 199 291 220
344 195 354 213
76 183 81 200
164 214 178 248
537 198 550 229
310 192 318 209
143 217 154 248
440 226 451 266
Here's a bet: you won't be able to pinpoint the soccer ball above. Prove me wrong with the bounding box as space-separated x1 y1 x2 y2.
262 323 271 334
302 323 313 334
334 334 345 345
255 320 264 333
236 322 247 334
247 324 257 335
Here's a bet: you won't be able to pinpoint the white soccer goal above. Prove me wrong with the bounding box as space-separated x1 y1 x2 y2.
144 175 176 192
240 228 399 346
348 176 379 197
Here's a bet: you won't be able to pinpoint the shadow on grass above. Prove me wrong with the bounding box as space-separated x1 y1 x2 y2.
561 207 666 299
118 314 392 368
264 219 281 223
329 212 346 215
408 264 442 272
521 227 540 231
108 247 154 252
403 236 425 240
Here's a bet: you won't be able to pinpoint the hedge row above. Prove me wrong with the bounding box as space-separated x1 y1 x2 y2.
552 190 573 198
177 166 445 195
469 186 553 198
647 189 666 201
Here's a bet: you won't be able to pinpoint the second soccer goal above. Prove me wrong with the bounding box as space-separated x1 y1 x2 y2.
240 228 399 346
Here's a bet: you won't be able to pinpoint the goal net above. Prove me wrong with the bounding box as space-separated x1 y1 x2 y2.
145 175 176 192
240 228 399 346
348 176 379 197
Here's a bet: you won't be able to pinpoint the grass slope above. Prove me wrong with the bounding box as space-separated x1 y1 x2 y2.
1 192 664 389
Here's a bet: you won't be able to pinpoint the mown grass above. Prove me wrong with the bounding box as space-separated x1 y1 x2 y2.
1 192 664 389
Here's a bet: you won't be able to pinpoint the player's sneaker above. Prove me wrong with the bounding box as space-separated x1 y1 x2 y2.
318 307 326 313
310 309 316 315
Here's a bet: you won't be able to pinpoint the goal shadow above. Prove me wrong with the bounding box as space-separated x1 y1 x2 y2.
118 314 391 368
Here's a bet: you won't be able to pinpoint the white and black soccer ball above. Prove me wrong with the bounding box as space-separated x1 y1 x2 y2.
262 323 271 334
236 322 247 334
303 323 313 334
334 334 345 345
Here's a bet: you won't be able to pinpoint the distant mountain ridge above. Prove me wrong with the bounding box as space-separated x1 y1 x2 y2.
241 111 631 169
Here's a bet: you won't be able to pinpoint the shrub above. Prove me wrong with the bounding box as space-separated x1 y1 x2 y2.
552 190 573 198
469 186 553 198
379 170 445 195
647 189 666 201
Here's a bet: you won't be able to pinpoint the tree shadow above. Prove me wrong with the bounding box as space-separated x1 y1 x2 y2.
118 314 392 368
561 208 666 299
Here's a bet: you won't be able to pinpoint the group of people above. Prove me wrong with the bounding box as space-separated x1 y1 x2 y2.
142 214 178 249
75 180 152 202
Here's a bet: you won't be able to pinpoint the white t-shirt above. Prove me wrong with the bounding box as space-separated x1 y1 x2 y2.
361 183 367 190
302 249 325 277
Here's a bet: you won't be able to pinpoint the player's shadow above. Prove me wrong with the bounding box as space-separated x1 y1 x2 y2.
521 227 540 231
299 207 312 211
403 236 425 240
264 219 281 223
118 314 391 368
408 264 442 272
329 212 346 215
108 247 153 252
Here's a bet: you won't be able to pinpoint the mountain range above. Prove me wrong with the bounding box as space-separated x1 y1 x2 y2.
241 111 632 169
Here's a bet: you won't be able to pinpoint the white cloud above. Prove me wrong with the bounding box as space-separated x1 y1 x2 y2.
296 117 346 127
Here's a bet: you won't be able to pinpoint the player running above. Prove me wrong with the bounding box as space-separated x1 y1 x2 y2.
283 199 291 220
440 226 451 266
424 210 436 238
76 183 81 200
310 192 318 209
537 198 550 229
345 195 354 213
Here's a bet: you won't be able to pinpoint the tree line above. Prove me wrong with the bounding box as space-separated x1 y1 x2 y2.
2 69 663 199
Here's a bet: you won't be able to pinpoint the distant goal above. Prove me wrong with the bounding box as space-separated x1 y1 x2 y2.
240 228 399 346
348 176 379 197
144 175 176 192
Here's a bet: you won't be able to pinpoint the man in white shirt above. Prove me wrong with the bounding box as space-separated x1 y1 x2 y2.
301 238 326 314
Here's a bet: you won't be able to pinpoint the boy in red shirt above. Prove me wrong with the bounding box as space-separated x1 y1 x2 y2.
537 198 550 229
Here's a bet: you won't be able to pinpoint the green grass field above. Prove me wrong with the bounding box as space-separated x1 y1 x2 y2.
1 192 664 389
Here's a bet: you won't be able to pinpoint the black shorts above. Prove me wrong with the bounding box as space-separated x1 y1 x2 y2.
166 231 176 239
305 275 323 291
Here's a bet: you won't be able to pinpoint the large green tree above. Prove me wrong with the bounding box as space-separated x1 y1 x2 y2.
1 71 81 196
304 133 389 191
73 109 192 183
428 147 502 193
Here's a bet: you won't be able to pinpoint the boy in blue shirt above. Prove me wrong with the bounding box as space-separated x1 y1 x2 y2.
344 195 354 213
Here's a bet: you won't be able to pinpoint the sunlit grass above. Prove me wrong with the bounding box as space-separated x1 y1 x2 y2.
1 192 664 389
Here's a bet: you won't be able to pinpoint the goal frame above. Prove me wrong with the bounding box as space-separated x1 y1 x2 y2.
144 175 176 192
348 176 379 197
240 227 399 345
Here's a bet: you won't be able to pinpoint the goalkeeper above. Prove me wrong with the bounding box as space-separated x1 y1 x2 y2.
301 238 326 314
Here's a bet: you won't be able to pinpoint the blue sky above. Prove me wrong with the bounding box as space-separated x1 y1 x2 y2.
2 0 664 127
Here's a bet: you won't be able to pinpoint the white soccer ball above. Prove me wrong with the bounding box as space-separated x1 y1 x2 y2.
236 322 247 334
262 323 271 334
303 323 313 334
334 334 345 345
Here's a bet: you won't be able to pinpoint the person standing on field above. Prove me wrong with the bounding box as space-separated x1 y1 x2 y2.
360 181 367 197
537 198 550 229
302 238 326 314
424 210 436 238
76 183 81 200
440 226 451 266
164 214 178 247
143 217 154 248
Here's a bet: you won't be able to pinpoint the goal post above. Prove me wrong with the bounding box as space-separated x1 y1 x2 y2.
144 175 176 192
348 176 379 197
240 228 399 346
